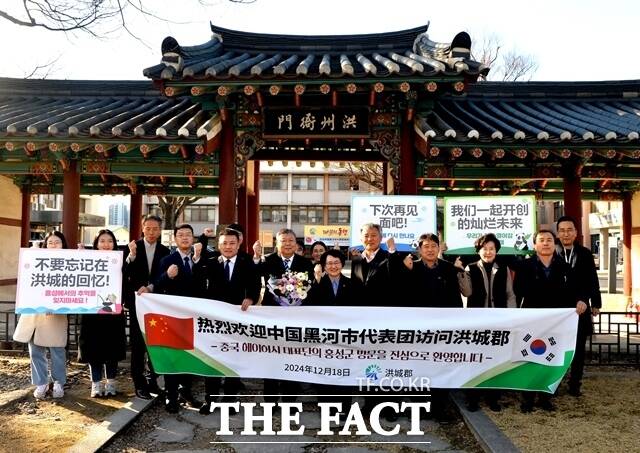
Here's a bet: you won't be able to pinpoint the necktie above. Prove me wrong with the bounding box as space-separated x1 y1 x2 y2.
283 258 290 271
183 256 191 275
332 279 339 296
224 259 231 281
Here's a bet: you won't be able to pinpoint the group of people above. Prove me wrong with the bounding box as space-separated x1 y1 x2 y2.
14 228 128 399
14 213 600 420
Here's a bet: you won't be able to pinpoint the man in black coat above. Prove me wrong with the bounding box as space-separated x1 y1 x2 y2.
514 229 588 412
396 234 465 308
123 215 170 399
350 223 392 306
253 228 314 402
556 216 602 396
196 228 260 413
154 223 204 413
393 233 464 421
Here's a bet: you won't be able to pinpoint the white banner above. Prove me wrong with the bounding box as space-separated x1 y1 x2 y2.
137 293 577 393
16 248 123 314
350 195 437 252
444 196 537 255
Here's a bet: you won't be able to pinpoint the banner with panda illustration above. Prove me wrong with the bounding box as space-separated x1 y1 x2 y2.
444 196 537 255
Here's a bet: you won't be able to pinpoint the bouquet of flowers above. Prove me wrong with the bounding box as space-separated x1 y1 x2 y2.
267 270 311 306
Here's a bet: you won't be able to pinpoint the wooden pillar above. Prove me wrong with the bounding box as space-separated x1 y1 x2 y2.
129 192 143 242
62 160 80 247
399 120 417 194
237 185 248 249
247 161 260 251
218 117 236 224
622 192 633 302
563 168 583 244
20 186 31 247
382 162 389 195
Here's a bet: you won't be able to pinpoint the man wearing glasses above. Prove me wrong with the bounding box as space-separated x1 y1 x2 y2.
556 216 602 397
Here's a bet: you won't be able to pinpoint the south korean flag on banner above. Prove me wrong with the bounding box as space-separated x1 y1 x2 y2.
513 332 564 366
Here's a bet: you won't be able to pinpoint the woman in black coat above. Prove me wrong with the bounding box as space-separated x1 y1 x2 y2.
78 229 127 398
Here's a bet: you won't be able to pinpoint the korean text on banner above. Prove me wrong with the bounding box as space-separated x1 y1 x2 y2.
444 196 537 255
136 293 577 393
350 195 437 252
16 248 123 314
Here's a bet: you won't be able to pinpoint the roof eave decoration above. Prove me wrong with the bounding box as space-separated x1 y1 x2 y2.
143 23 489 82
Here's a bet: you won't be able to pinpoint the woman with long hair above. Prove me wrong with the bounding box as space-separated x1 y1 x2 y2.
78 229 127 397
13 231 69 399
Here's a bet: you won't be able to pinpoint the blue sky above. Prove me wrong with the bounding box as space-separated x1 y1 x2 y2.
1 0 638 81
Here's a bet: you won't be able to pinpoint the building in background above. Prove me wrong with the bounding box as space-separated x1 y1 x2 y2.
108 202 129 228
258 162 381 246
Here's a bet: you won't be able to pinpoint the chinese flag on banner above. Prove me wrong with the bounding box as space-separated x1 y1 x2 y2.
144 313 194 350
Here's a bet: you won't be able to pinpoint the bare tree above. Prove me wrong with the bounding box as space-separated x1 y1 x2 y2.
472 34 538 82
0 1 252 38
341 162 384 192
157 196 199 231
23 55 62 79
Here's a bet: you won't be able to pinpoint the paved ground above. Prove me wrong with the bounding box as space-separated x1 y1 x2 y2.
104 380 480 452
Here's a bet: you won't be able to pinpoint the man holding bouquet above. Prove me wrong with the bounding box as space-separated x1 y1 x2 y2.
253 228 314 403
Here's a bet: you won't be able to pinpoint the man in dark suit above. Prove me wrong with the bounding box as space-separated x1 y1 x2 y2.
556 216 601 397
123 215 170 399
154 223 204 413
514 229 588 412
253 228 314 402
196 228 260 414
254 228 314 307
350 223 391 306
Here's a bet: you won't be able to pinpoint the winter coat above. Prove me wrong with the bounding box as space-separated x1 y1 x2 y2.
13 313 68 347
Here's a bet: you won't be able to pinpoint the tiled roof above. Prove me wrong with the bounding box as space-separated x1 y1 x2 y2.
415 80 640 145
143 23 488 81
0 78 212 141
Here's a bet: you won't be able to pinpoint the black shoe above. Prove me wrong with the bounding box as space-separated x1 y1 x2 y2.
466 401 480 412
520 402 534 413
135 388 152 400
381 407 399 422
568 386 582 397
165 399 180 414
199 402 211 415
488 401 502 412
148 382 164 396
539 399 555 412
179 391 202 408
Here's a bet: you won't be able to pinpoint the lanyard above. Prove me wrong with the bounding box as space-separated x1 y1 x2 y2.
564 248 574 266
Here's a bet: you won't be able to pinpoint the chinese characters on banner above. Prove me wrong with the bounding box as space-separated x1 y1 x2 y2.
350 195 437 252
444 196 537 255
16 248 123 314
304 225 351 247
137 293 577 393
